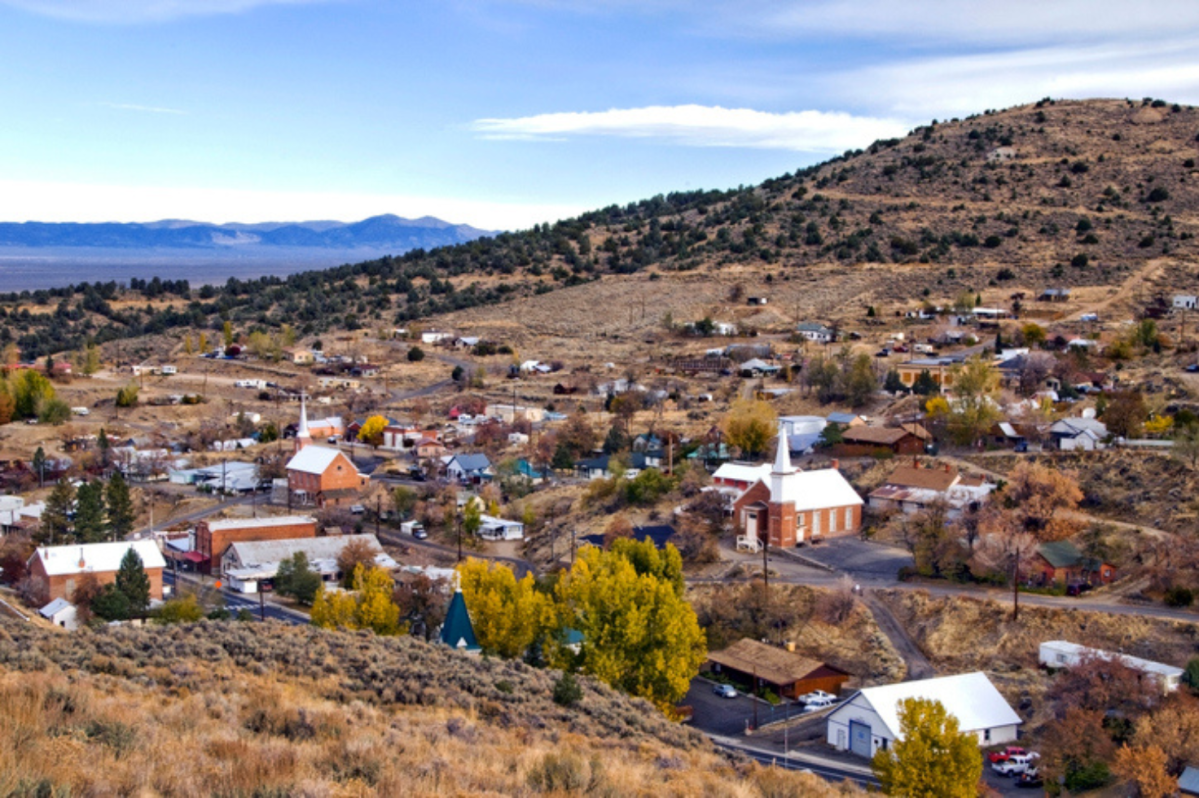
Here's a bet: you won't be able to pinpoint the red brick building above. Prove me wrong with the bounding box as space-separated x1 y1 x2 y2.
194 515 318 574
731 431 863 547
285 396 367 508
26 540 166 606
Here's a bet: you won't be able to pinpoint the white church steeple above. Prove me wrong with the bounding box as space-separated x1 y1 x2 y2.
295 392 312 453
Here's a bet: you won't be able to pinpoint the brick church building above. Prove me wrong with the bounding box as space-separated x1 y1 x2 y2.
285 396 368 508
732 429 863 547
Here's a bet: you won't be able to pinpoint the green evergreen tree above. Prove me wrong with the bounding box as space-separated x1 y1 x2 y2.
91 583 131 621
884 369 907 394
115 548 151 615
105 472 135 539
38 479 76 546
31 446 46 488
73 481 107 543
275 551 322 606
912 369 940 396
97 428 111 471
603 423 628 454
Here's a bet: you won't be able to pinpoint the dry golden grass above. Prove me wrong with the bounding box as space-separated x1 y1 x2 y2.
0 618 856 797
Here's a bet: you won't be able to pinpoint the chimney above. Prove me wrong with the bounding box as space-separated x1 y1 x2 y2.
831 459 840 470
944 464 951 473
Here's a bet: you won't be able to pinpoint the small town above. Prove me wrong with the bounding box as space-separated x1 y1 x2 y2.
2 4 1199 796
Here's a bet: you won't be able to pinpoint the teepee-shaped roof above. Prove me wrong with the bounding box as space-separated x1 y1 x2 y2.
439 589 480 652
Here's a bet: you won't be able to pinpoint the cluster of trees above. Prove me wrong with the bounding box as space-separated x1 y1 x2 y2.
457 539 706 712
310 563 403 636
0 368 68 425
803 349 879 407
923 357 1003 446
38 473 135 546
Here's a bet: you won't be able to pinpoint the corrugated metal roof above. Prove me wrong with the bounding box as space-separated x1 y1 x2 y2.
840 672 1021 739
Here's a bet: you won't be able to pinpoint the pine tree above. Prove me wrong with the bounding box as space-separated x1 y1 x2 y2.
73 482 107 543
31 446 46 488
97 428 111 472
39 479 76 545
115 548 151 615
105 472 135 539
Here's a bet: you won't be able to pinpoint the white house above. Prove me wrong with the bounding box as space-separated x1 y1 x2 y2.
1039 641 1184 694
796 323 835 343
421 331 453 344
39 597 79 630
1050 418 1108 451
826 672 1021 758
221 534 396 594
478 515 524 541
1174 295 1198 310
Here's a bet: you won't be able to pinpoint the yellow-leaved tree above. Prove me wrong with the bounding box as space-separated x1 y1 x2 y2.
720 398 777 459
944 356 1002 446
457 558 554 658
872 697 982 798
357 415 388 448
554 539 704 712
310 564 403 635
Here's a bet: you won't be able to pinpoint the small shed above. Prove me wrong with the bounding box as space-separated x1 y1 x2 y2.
39 597 78 630
706 638 850 700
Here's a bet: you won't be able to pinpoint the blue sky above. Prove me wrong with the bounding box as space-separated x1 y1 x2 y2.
3 1 1199 230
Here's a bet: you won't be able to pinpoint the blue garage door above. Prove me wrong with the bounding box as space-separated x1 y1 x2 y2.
849 721 872 757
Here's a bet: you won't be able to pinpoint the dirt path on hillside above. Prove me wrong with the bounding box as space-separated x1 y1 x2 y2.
861 591 935 681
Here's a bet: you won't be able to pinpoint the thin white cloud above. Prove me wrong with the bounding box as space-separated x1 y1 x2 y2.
97 102 187 115
0 179 585 231
830 40 1199 118
471 105 909 152
0 0 328 23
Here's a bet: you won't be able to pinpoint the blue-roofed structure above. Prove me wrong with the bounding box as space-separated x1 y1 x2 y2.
1179 766 1199 796
439 590 481 653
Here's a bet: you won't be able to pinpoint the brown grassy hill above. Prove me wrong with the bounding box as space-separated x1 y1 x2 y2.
0 618 850 797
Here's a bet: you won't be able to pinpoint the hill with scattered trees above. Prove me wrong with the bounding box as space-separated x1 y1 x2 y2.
7 96 1199 358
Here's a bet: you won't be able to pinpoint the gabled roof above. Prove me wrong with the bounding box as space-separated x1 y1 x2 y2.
203 515 316 532
712 462 771 485
448 453 491 472
884 464 959 492
439 590 480 651
39 597 74 618
1037 540 1084 569
766 468 864 511
1051 417 1108 438
841 426 914 446
844 672 1021 738
226 534 382 569
31 540 166 576
286 446 353 476
707 638 843 687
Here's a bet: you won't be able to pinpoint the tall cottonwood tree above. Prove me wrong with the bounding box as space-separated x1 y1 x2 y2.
872 698 982 798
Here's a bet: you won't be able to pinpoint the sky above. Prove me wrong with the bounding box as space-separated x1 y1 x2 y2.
3 1 1199 231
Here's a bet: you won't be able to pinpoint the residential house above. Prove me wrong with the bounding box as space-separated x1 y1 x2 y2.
1033 541 1116 586
867 461 995 517
485 404 545 424
282 347 314 365
796 322 835 344
421 330 453 345
732 431 864 547
317 376 361 391
195 515 318 574
1038 288 1071 302
221 533 396 594
738 358 781 377
412 437 448 459
1174 295 1198 310
838 424 931 456
581 524 678 551
712 462 771 493
707 638 850 700
826 672 1021 758
446 453 493 484
1039 641 1183 694
478 515 524 541
826 412 867 428
896 357 958 389
1050 417 1108 450
26 540 167 606
39 597 79 630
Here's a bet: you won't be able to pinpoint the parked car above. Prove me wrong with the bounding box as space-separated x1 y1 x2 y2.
797 690 836 704
713 683 737 699
987 746 1027 764
413 528 429 540
802 696 837 713
1066 582 1094 597
993 753 1039 776
1187 364 1199 373
350 504 365 515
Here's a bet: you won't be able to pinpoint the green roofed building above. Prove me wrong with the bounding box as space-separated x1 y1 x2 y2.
439 589 480 653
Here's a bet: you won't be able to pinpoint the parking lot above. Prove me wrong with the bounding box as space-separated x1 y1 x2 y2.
799 537 914 581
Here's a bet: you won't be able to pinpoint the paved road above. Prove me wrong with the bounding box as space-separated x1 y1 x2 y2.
710 737 879 789
163 571 308 625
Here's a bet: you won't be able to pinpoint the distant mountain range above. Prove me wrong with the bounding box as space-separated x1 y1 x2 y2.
0 214 494 251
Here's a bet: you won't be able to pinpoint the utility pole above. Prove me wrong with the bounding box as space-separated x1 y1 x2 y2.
259 588 265 622
375 496 381 537
456 511 463 562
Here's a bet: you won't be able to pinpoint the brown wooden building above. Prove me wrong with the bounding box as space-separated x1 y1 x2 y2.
194 515 318 574
837 424 931 457
706 638 851 700
27 540 166 606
